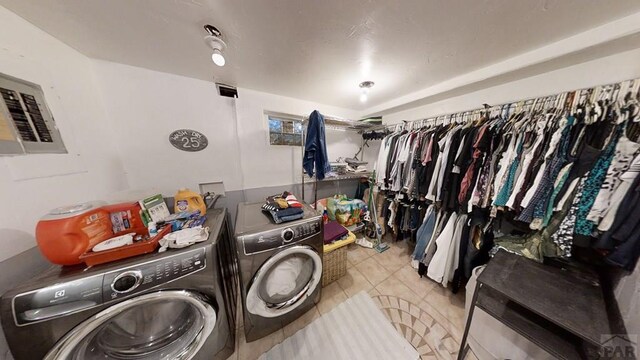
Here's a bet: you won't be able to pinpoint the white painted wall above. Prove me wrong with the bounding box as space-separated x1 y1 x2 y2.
383 48 640 123
0 6 127 262
91 61 380 194
235 88 378 190
91 60 244 195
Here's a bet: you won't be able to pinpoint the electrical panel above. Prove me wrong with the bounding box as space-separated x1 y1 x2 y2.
0 73 66 155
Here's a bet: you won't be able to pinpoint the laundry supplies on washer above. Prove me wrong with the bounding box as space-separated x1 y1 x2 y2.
159 225 210 252
92 233 135 252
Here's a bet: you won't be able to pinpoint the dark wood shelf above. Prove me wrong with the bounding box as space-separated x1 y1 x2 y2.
458 250 625 360
476 286 584 360
477 250 610 347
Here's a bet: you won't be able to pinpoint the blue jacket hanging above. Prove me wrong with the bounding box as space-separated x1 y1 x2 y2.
303 110 331 180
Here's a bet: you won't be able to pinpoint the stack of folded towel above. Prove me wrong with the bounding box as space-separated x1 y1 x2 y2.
262 192 304 223
323 221 349 244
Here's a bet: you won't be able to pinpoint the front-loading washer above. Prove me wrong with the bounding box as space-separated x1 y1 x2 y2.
1 208 238 360
235 202 323 342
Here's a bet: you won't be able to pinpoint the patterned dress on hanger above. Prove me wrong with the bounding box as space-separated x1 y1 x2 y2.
551 176 588 257
586 134 640 223
573 124 623 239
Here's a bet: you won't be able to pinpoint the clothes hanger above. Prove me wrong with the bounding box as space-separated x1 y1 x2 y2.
625 80 640 141
574 89 590 121
614 81 630 125
445 114 456 131
596 85 613 123
585 86 601 124
560 91 575 120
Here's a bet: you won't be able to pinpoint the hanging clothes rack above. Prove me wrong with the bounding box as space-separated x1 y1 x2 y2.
376 78 639 132
375 76 640 278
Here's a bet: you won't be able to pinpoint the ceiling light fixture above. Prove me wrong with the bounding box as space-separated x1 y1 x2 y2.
204 24 227 67
359 81 374 103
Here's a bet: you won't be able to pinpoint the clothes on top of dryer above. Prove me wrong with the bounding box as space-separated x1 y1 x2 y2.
263 197 289 211
262 192 305 223
283 192 303 208
263 207 304 224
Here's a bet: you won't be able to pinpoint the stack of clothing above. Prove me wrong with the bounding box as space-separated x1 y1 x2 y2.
262 192 304 223
323 221 349 245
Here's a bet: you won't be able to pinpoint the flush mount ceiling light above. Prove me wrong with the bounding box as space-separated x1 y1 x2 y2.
204 24 227 67
359 81 374 103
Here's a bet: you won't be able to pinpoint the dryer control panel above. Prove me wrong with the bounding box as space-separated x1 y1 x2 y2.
243 220 321 255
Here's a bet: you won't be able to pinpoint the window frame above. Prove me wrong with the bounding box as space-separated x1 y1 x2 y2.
265 112 304 147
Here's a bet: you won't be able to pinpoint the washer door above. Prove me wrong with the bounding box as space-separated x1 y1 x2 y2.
45 290 216 360
246 245 321 318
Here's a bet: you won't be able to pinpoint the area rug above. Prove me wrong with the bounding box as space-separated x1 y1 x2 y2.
370 294 459 360
259 291 419 360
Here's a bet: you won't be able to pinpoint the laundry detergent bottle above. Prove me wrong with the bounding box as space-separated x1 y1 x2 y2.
174 188 207 215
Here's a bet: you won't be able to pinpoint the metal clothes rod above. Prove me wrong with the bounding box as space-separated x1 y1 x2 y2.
380 77 640 131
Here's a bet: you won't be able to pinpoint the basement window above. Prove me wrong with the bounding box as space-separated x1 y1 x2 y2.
0 73 66 155
268 114 303 146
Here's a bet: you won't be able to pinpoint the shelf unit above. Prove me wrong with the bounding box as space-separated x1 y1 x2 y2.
303 172 372 183
459 250 625 360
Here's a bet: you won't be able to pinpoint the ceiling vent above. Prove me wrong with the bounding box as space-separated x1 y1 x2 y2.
216 83 238 98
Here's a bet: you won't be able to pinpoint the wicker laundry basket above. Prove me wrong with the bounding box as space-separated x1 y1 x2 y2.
322 231 356 287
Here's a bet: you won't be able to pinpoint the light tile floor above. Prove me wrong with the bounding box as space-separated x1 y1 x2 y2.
228 239 471 360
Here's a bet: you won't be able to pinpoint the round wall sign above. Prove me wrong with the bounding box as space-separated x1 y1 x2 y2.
169 129 209 152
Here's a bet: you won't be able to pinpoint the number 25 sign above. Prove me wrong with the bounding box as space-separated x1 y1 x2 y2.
169 129 209 152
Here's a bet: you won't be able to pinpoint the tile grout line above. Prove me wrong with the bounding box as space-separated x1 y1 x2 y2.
346 243 466 338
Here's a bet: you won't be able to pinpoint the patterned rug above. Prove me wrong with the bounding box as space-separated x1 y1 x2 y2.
259 292 419 360
370 295 459 360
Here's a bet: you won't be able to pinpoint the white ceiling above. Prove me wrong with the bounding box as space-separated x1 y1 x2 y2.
2 0 640 111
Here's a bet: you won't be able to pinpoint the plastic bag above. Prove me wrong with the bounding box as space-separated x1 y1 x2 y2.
334 197 366 226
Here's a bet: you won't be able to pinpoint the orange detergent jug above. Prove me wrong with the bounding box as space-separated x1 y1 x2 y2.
174 188 207 215
36 201 145 265
36 201 110 265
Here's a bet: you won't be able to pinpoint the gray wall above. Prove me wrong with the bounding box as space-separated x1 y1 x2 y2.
614 264 640 337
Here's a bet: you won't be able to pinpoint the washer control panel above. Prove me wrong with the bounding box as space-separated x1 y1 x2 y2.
103 247 206 301
12 248 207 326
243 220 321 255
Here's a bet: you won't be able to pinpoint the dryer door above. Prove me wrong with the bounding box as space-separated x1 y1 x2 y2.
45 290 216 360
246 245 322 318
